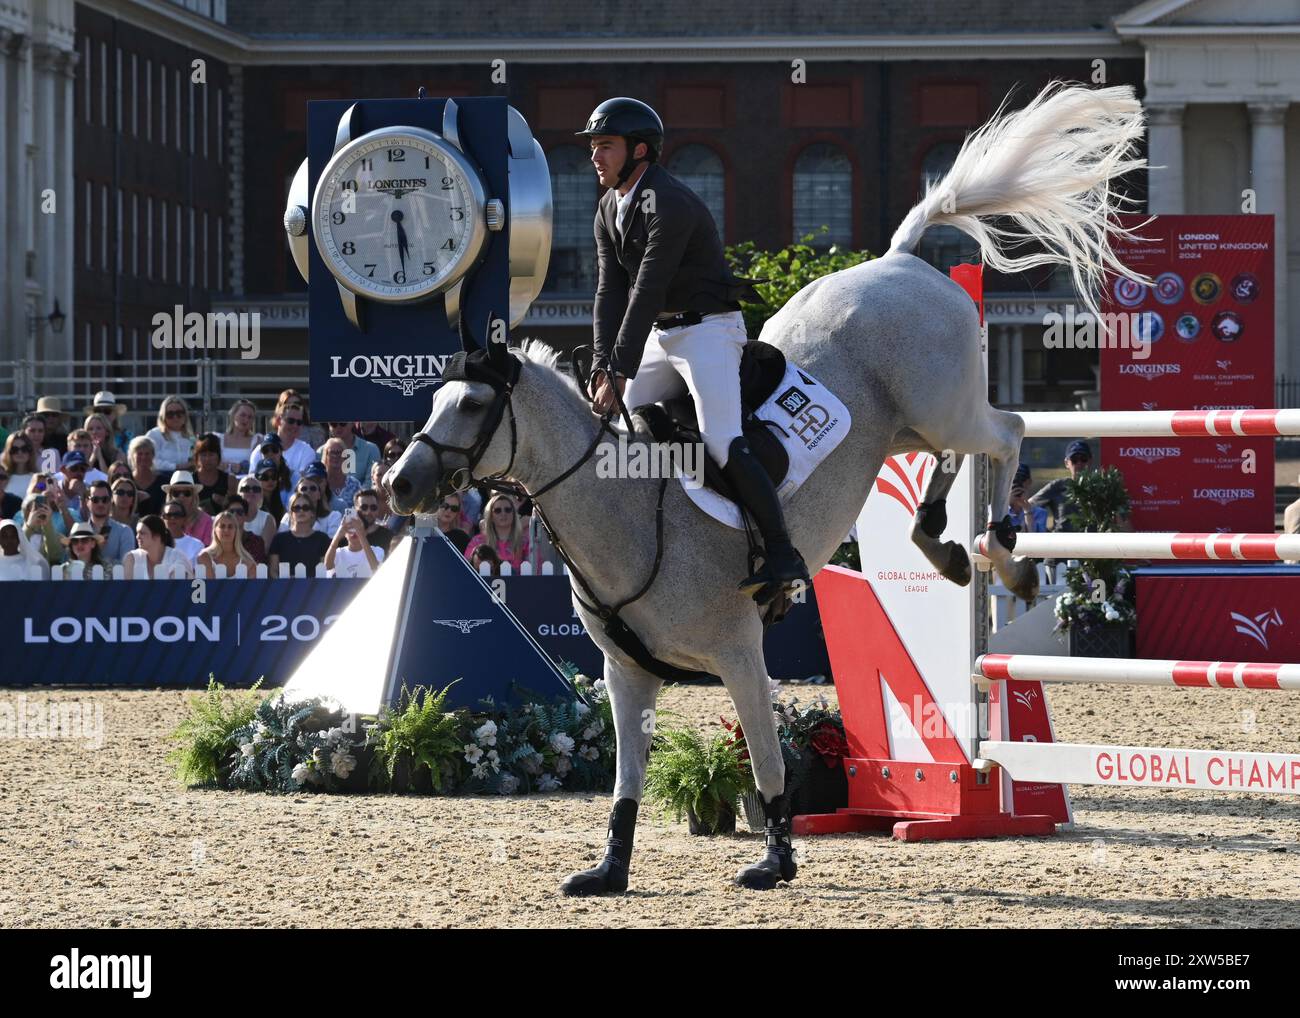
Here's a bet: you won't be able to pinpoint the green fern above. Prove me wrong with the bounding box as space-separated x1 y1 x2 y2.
167 675 265 786
367 682 466 792
643 724 753 830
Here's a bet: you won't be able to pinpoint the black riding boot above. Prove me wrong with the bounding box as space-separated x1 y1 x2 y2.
560 797 638 896
721 436 811 597
735 793 798 890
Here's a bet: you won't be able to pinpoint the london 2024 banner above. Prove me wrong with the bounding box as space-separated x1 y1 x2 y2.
1100 215 1274 533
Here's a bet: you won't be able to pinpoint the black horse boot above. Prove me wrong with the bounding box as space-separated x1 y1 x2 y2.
735 792 798 890
560 797 638 896
720 436 811 597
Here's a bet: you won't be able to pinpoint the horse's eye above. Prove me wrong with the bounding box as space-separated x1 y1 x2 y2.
459 396 483 413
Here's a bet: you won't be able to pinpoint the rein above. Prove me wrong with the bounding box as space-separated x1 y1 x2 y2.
409 358 672 631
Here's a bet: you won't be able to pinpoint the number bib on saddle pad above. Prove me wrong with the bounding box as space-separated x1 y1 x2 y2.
684 359 851 530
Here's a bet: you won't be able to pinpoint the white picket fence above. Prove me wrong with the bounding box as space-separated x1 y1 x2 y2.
988 561 1068 632
8 557 574 582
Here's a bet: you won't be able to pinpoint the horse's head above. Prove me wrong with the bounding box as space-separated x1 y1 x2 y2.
384 349 521 515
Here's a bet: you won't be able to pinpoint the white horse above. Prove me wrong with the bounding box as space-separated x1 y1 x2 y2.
384 82 1148 893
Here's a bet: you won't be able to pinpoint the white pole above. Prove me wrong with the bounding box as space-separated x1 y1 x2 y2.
973 531 1300 563
1018 408 1300 438
976 653 1300 691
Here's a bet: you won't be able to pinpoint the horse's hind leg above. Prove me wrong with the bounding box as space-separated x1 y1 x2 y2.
716 634 796 891
974 408 1040 602
909 453 971 587
560 655 661 897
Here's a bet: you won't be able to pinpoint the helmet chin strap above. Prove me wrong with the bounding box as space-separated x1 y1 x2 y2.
616 138 645 186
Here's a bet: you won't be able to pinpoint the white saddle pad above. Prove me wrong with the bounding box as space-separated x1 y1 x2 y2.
683 359 851 529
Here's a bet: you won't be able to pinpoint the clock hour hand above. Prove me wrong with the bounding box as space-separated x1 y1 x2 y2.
391 209 409 272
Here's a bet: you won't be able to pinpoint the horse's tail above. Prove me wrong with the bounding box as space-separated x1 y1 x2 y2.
887 81 1150 317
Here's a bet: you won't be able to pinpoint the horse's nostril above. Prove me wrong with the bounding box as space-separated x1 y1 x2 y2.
390 476 412 498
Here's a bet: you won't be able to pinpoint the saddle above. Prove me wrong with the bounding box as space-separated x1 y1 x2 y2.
573 341 784 502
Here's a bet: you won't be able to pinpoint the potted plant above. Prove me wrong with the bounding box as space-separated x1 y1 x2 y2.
644 723 752 835
1052 466 1138 657
367 683 465 793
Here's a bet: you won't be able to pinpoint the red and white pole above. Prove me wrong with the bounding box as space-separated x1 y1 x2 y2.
977 653 1300 691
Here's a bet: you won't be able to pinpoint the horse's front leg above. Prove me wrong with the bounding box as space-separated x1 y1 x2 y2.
719 641 797 891
560 655 661 896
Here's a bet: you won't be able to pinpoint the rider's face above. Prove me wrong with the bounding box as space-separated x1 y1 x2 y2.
590 135 630 188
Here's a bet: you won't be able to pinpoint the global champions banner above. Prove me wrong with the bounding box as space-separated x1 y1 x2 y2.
1 576 826 688
1100 215 1274 532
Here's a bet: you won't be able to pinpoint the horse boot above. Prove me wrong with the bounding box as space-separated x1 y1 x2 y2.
720 436 811 599
560 797 638 896
735 792 798 890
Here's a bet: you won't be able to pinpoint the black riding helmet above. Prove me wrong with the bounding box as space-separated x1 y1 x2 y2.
576 97 664 185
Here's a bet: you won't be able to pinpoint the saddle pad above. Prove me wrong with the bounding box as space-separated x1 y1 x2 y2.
684 359 851 529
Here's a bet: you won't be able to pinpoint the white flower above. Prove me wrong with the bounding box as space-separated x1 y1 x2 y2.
579 744 599 761
498 774 520 795
554 755 572 777
593 679 607 695
291 762 311 786
575 702 591 716
472 762 489 779
474 720 498 746
582 722 603 741
463 744 483 765
239 742 255 758
330 749 356 780
549 732 575 756
325 726 345 745
572 673 592 688
487 748 500 764
537 773 561 792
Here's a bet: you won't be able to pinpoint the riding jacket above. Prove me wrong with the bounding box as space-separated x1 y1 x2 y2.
592 162 760 379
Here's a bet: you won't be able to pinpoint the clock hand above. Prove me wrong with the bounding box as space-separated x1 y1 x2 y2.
391 209 409 272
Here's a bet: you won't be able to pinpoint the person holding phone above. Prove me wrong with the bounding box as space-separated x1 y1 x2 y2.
325 511 384 578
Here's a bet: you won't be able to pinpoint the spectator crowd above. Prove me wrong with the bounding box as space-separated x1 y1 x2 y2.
0 389 562 582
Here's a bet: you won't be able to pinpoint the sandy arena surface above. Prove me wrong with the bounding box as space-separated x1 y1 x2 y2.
2 680 1299 929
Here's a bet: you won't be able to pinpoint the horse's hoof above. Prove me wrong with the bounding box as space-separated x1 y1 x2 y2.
1008 558 1040 602
940 541 971 587
560 868 627 897
734 859 796 890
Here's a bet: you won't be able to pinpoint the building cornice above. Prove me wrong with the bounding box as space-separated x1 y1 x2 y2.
71 7 1141 64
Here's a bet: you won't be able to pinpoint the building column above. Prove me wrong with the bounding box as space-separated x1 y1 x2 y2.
996 325 1011 404
34 43 59 359
0 30 13 367
1146 103 1185 215
1010 325 1025 404
227 65 243 295
1248 101 1289 381
58 48 78 363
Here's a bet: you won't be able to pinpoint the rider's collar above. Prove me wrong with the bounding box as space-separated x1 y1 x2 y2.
441 348 520 391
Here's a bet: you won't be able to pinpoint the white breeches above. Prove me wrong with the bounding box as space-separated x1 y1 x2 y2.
622 311 747 466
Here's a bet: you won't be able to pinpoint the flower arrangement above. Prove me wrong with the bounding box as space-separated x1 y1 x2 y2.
1054 466 1137 634
169 669 616 797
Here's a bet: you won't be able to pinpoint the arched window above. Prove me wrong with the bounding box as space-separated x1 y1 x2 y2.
668 144 725 237
916 142 980 271
545 145 598 294
792 143 851 248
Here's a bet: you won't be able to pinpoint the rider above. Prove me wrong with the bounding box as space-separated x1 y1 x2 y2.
578 97 810 597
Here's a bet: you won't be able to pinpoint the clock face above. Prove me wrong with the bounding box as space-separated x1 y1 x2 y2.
312 127 488 302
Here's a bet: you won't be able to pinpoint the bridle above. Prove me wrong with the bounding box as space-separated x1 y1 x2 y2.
405 349 685 673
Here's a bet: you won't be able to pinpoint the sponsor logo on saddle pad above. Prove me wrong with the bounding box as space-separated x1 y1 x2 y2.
682 359 851 530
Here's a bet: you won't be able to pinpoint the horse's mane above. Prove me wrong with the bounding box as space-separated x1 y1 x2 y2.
517 338 582 398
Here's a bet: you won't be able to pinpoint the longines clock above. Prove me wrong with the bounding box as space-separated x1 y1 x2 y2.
283 96 552 421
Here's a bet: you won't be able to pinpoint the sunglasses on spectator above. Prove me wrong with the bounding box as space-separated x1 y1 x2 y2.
11 444 30 452
171 489 195 497
229 507 246 517
165 408 186 418
88 495 110 504
438 502 460 511
282 417 304 426
163 511 186 520
240 484 261 494
493 505 514 514
358 503 380 512
1069 455 1091 464
299 484 320 494
113 488 135 498
256 471 277 481
291 504 312 514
